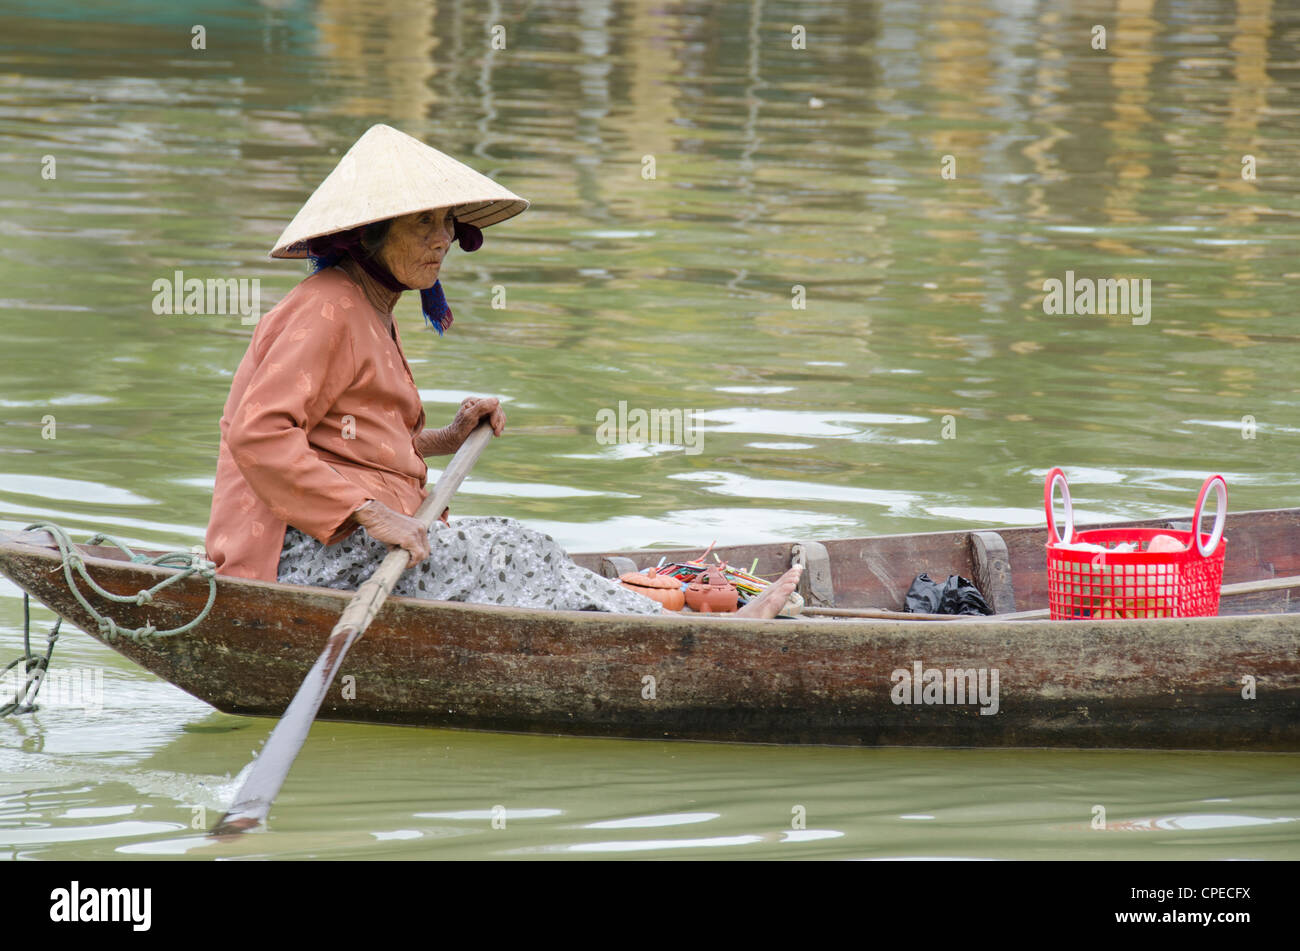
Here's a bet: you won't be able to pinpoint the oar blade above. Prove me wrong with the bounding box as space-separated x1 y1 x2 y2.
210 625 360 834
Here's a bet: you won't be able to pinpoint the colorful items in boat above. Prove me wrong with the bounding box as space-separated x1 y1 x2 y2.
616 542 782 613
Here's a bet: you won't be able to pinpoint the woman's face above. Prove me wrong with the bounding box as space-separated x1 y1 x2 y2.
378 208 455 289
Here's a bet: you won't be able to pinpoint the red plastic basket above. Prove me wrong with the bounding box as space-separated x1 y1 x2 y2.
1043 468 1227 620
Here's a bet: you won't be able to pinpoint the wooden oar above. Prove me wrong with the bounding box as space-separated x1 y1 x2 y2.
210 421 495 836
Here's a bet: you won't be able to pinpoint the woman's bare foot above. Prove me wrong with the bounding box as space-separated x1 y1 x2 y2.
731 565 803 619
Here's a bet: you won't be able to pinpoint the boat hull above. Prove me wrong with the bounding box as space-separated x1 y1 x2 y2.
2 529 1297 751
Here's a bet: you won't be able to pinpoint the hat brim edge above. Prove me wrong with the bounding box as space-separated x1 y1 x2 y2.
269 197 530 260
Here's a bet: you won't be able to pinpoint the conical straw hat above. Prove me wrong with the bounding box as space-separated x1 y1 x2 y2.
270 124 529 259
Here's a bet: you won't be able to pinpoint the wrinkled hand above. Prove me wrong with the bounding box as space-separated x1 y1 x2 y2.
352 500 431 563
448 396 506 448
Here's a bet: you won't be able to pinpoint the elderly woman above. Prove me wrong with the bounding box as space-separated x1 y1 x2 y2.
205 124 801 618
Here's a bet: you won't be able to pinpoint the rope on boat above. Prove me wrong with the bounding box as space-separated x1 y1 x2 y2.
0 593 61 716
19 521 219 644
2 522 219 715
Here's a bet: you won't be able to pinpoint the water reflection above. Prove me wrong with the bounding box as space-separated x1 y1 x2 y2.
585 812 719 829
1 0 1298 861
414 808 563 820
557 834 764 853
2 713 1298 861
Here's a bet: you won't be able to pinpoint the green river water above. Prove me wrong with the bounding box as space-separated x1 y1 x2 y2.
1 0 1297 860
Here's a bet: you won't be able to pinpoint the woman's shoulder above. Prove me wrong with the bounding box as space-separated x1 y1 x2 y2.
251 268 368 361
257 268 370 335
278 266 369 320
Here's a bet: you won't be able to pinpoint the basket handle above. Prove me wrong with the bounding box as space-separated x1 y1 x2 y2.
1043 467 1075 545
1192 475 1228 557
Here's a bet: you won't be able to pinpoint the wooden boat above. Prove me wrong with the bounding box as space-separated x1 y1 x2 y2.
1 507 1297 751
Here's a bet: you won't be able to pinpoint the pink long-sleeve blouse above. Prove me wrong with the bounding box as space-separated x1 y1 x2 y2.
205 267 429 581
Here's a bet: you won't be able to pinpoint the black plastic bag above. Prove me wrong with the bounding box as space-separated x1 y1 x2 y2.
903 573 994 616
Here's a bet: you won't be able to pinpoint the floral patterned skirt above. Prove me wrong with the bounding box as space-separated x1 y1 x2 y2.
276 515 664 615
